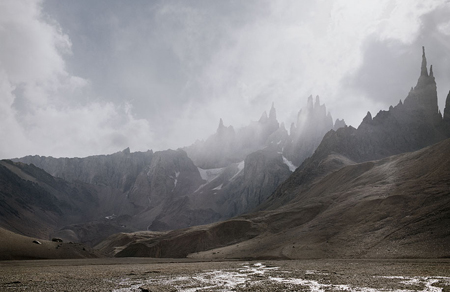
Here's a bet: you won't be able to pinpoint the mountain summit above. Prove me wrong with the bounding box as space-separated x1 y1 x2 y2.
264 46 450 208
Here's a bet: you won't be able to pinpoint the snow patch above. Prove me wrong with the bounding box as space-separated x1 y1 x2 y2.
198 167 225 182
230 160 245 181
195 167 225 192
282 156 297 172
173 171 180 188
212 184 223 191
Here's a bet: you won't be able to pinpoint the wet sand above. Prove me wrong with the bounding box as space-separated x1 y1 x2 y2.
1 258 449 291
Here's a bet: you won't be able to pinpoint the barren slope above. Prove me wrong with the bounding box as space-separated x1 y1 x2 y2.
101 138 450 259
0 227 100 260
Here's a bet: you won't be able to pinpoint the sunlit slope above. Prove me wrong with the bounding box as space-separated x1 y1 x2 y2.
0 227 99 260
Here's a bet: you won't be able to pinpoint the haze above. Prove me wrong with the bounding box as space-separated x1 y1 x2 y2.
1 0 449 159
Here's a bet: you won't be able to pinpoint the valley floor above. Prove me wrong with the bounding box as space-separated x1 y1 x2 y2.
1 258 450 291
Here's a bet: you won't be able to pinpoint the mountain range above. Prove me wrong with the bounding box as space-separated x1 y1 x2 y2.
8 90 342 244
1 47 449 260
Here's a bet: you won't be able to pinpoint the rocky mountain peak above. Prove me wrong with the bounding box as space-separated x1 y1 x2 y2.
420 46 428 77
283 95 335 166
216 118 235 137
314 95 321 108
269 102 277 120
307 95 313 109
218 118 224 130
292 46 449 168
402 47 440 126
259 111 268 123
334 118 346 131
361 111 373 125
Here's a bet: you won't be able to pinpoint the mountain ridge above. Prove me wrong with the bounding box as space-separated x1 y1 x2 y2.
2 47 449 260
94 47 450 259
104 137 450 259
12 95 341 239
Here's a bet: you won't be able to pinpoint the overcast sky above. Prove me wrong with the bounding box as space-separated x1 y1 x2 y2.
1 0 449 159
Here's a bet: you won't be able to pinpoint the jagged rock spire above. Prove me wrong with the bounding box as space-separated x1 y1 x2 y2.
315 95 320 108
269 102 277 120
334 119 346 131
362 111 373 124
259 111 268 123
429 65 434 77
307 95 313 109
421 46 428 76
218 118 224 130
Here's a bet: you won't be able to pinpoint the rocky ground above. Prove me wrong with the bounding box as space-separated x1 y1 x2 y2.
0 258 449 291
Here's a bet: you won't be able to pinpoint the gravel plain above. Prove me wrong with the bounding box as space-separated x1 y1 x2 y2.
0 258 449 291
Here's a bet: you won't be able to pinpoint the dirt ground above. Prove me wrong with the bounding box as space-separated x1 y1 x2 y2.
0 258 449 291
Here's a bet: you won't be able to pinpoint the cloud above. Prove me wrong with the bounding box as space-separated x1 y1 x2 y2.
1 0 449 158
0 0 154 158
341 2 450 125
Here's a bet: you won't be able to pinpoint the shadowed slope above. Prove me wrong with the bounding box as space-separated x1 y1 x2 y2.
99 138 450 259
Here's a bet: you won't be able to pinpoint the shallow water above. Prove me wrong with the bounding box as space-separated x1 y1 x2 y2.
112 262 450 292
1 258 449 291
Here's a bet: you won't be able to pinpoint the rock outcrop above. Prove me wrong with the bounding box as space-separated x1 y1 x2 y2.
263 46 450 208
214 148 292 218
283 95 339 166
185 100 343 170
444 90 450 122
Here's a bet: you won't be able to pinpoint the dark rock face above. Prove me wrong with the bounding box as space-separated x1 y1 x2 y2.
264 46 450 209
215 149 292 218
444 90 450 122
127 150 203 211
14 149 208 234
17 148 153 192
0 160 114 240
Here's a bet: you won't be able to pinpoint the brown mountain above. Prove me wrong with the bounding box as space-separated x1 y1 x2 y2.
0 227 100 260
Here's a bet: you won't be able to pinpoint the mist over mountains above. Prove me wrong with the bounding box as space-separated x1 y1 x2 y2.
11 94 341 240
100 47 450 259
1 47 450 260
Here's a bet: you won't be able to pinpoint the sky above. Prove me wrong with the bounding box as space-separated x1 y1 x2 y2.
1 0 450 159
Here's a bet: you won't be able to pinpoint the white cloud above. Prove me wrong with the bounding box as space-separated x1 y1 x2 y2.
0 0 154 158
1 0 449 158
